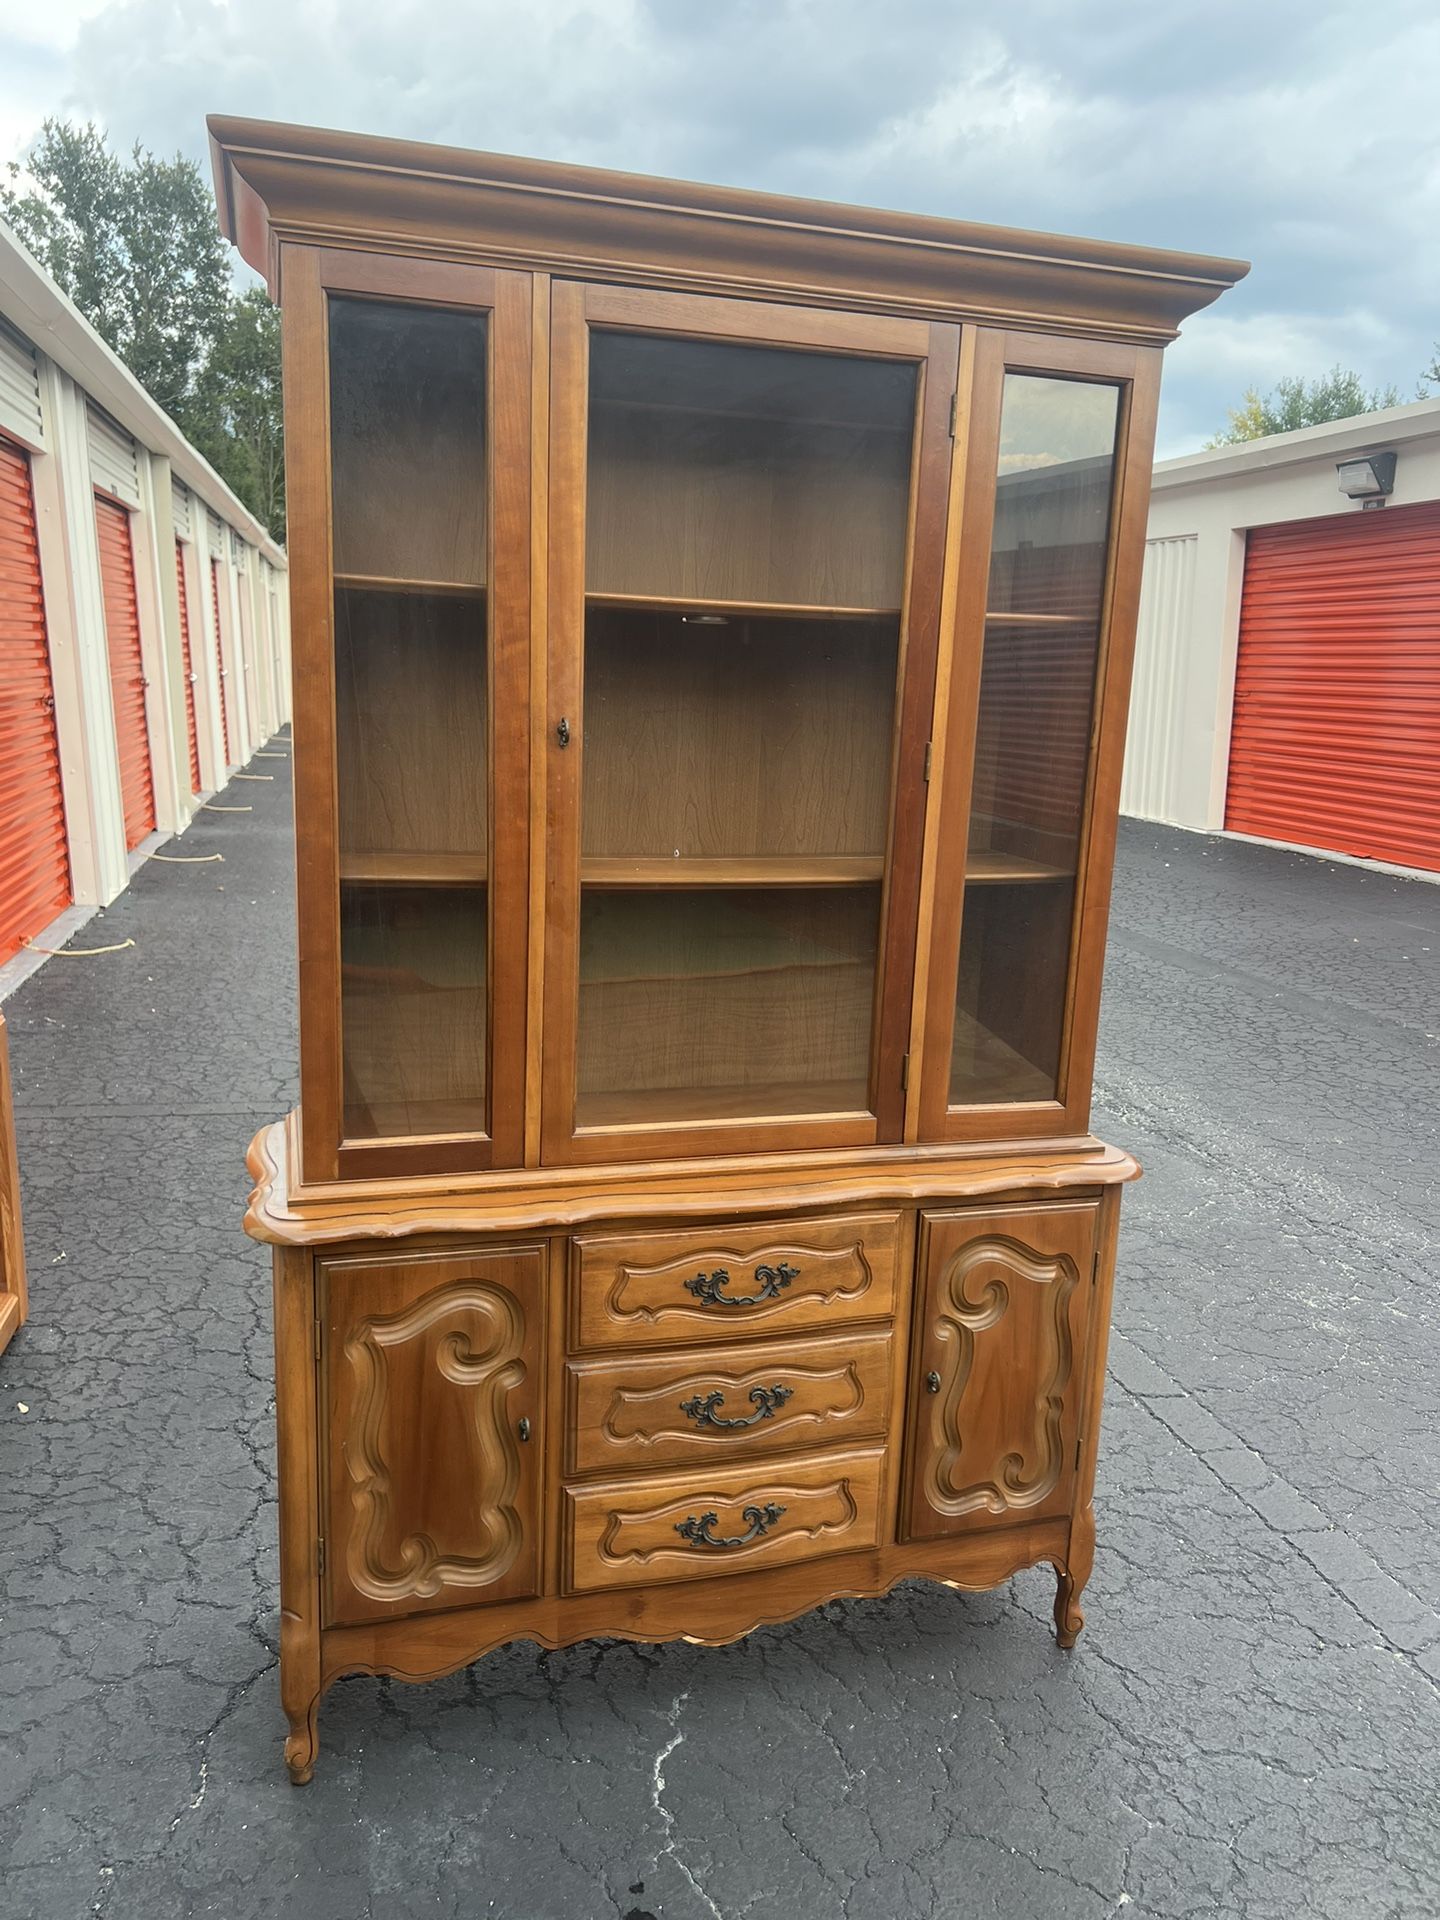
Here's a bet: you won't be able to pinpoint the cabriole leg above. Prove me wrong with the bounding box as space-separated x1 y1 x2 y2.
273 1246 324 1780
284 1692 321 1785
1054 1501 1096 1649
1053 1566 1085 1648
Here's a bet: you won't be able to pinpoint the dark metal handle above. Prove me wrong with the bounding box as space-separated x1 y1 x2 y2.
517 1417 531 1441
555 716 570 747
675 1502 786 1550
684 1262 799 1309
680 1384 793 1431
925 1371 941 1394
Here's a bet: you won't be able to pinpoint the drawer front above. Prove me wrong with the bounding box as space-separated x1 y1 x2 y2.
566 1330 892 1475
571 1211 900 1352
565 1447 884 1594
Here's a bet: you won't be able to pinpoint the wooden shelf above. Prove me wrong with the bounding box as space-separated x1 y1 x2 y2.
336 573 486 598
964 850 1071 885
586 591 900 623
340 851 488 886
590 392 912 434
343 1098 488 1141
984 610 1089 627
577 1076 871 1130
949 1013 1056 1107
581 855 884 888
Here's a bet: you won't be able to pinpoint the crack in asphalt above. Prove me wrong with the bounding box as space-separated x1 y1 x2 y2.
1 785 1436 1918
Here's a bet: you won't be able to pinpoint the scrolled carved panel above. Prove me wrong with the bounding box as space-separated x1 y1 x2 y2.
571 1211 900 1350
905 1203 1098 1542
565 1447 884 1593
566 1329 892 1474
321 1245 545 1625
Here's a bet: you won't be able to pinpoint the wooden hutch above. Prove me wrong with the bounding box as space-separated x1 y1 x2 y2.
211 116 1245 1782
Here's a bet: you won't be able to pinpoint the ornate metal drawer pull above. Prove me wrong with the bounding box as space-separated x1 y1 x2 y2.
675 1502 786 1550
679 1383 793 1431
684 1261 799 1309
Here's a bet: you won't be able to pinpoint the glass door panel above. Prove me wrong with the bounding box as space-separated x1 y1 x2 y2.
949 373 1121 1106
575 328 918 1133
328 295 490 1140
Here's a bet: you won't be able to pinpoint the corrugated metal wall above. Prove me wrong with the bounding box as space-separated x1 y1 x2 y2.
94 495 155 849
0 437 70 962
87 405 141 504
0 320 43 447
1122 534 1198 822
171 476 192 540
1226 504 1440 872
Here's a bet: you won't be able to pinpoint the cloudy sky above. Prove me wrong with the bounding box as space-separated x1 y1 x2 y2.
3 0 1438 454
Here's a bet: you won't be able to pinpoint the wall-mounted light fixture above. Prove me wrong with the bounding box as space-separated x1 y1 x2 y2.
1336 450 1397 506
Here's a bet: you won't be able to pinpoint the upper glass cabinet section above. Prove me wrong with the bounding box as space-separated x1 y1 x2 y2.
572 328 918 1133
949 371 1121 1107
328 296 491 1142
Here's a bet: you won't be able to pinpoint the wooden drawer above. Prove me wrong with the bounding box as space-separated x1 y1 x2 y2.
570 1211 900 1352
566 1330 892 1475
565 1447 884 1594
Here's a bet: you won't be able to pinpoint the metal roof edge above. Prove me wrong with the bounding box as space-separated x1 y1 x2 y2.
1152 395 1440 492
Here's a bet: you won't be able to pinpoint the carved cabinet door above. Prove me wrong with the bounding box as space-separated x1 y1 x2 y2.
904 1202 1097 1541
320 1244 546 1626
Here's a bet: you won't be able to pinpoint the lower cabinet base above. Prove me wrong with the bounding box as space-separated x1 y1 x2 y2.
281 1516 1097 1784
254 1128 1134 1783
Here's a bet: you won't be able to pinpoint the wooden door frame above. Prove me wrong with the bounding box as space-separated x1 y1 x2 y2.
281 244 533 1183
910 329 1163 1144
540 278 959 1167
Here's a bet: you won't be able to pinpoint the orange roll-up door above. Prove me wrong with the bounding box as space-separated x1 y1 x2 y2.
211 556 231 765
94 493 155 850
1226 503 1440 872
175 538 201 793
0 436 71 963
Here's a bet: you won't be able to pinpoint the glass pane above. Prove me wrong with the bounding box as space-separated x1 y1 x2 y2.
328 298 489 1139
329 298 487 586
577 331 917 1130
950 373 1121 1107
339 884 487 1138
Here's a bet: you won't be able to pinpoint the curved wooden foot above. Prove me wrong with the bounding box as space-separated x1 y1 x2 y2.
1054 1502 1096 1650
1053 1567 1085 1649
284 1695 320 1785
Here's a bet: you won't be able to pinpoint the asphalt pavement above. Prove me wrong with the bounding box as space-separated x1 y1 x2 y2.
1 747 1436 1919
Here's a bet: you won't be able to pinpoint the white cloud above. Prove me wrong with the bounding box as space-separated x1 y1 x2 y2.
1 0 1438 451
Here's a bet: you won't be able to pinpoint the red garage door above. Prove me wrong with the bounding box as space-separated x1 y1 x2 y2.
95 494 155 849
0 436 71 963
211 556 231 765
175 538 201 793
1226 503 1440 872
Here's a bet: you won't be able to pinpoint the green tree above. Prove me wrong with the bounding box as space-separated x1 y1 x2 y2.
1 120 283 539
1206 365 1401 447
190 287 286 541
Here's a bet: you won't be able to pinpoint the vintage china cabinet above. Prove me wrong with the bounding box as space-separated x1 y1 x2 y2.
210 116 1245 1782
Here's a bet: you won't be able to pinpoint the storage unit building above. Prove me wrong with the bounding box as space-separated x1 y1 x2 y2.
0 423 70 960
0 221 291 975
1122 399 1440 875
